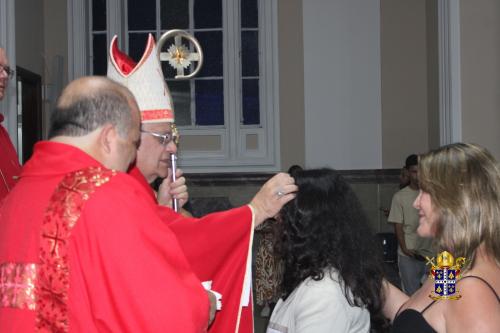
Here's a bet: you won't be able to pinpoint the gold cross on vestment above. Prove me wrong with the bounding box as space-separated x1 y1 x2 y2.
42 224 66 257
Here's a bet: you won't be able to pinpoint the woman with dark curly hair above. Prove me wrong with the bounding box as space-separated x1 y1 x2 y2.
267 168 388 333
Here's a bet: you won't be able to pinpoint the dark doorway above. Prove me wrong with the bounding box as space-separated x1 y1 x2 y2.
16 66 43 163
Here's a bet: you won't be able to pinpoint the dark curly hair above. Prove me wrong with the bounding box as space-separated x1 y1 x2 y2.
275 168 388 332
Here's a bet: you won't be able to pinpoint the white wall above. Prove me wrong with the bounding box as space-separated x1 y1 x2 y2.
380 0 430 167
303 0 382 169
460 0 500 160
15 0 44 76
278 0 305 171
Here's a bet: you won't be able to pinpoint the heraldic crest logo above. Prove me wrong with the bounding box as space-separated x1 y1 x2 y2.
426 251 466 300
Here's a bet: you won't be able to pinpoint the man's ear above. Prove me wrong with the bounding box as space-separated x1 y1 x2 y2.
99 124 118 155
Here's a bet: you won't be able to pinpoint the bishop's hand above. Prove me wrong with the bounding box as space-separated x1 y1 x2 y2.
157 168 189 209
249 172 297 227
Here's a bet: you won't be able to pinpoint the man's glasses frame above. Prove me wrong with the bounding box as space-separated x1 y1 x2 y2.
0 65 15 79
140 129 178 146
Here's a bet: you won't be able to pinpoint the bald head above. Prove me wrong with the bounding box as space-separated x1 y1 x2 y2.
49 76 139 139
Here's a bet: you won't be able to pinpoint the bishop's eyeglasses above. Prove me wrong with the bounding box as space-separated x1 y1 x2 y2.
140 130 178 146
0 65 15 79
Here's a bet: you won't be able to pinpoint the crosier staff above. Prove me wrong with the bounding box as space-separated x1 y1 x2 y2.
157 30 203 212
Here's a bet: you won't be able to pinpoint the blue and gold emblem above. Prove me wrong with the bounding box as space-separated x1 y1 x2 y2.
426 251 466 300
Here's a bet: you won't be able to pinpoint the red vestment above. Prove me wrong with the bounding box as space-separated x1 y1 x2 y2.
129 167 255 333
0 115 21 201
0 142 209 332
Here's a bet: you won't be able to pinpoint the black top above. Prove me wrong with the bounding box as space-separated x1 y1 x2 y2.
391 301 437 333
391 276 499 333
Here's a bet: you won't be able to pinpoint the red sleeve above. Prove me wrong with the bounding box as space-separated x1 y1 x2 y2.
68 175 209 333
127 166 255 332
165 205 255 333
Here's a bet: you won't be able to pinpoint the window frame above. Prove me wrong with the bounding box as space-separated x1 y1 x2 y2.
68 0 280 173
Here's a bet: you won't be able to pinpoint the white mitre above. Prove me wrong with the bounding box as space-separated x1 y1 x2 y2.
107 34 174 123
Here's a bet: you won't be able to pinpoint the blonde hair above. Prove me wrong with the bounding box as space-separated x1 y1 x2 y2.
418 143 500 271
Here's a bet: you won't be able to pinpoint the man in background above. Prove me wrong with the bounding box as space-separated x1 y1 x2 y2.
0 47 21 200
388 154 434 295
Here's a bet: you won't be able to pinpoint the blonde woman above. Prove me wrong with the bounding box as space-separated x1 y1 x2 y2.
384 143 500 332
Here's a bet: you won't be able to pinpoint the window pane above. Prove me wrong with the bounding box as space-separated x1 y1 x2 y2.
242 79 260 125
161 0 189 30
241 30 259 77
241 0 258 28
195 79 224 125
195 31 223 77
92 0 106 31
128 33 155 63
128 0 156 31
93 34 107 75
168 80 191 126
194 0 222 29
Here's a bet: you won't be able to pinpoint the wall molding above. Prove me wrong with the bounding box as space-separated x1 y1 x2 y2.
438 0 462 145
185 169 400 187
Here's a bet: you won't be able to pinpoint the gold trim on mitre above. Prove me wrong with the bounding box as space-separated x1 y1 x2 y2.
107 34 174 123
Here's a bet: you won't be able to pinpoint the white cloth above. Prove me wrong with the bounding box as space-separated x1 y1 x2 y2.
202 281 222 310
267 269 370 333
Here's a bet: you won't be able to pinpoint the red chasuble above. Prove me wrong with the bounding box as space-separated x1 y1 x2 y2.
129 166 255 333
0 142 209 332
0 116 21 201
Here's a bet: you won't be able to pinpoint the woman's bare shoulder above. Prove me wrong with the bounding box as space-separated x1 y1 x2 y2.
444 276 500 332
